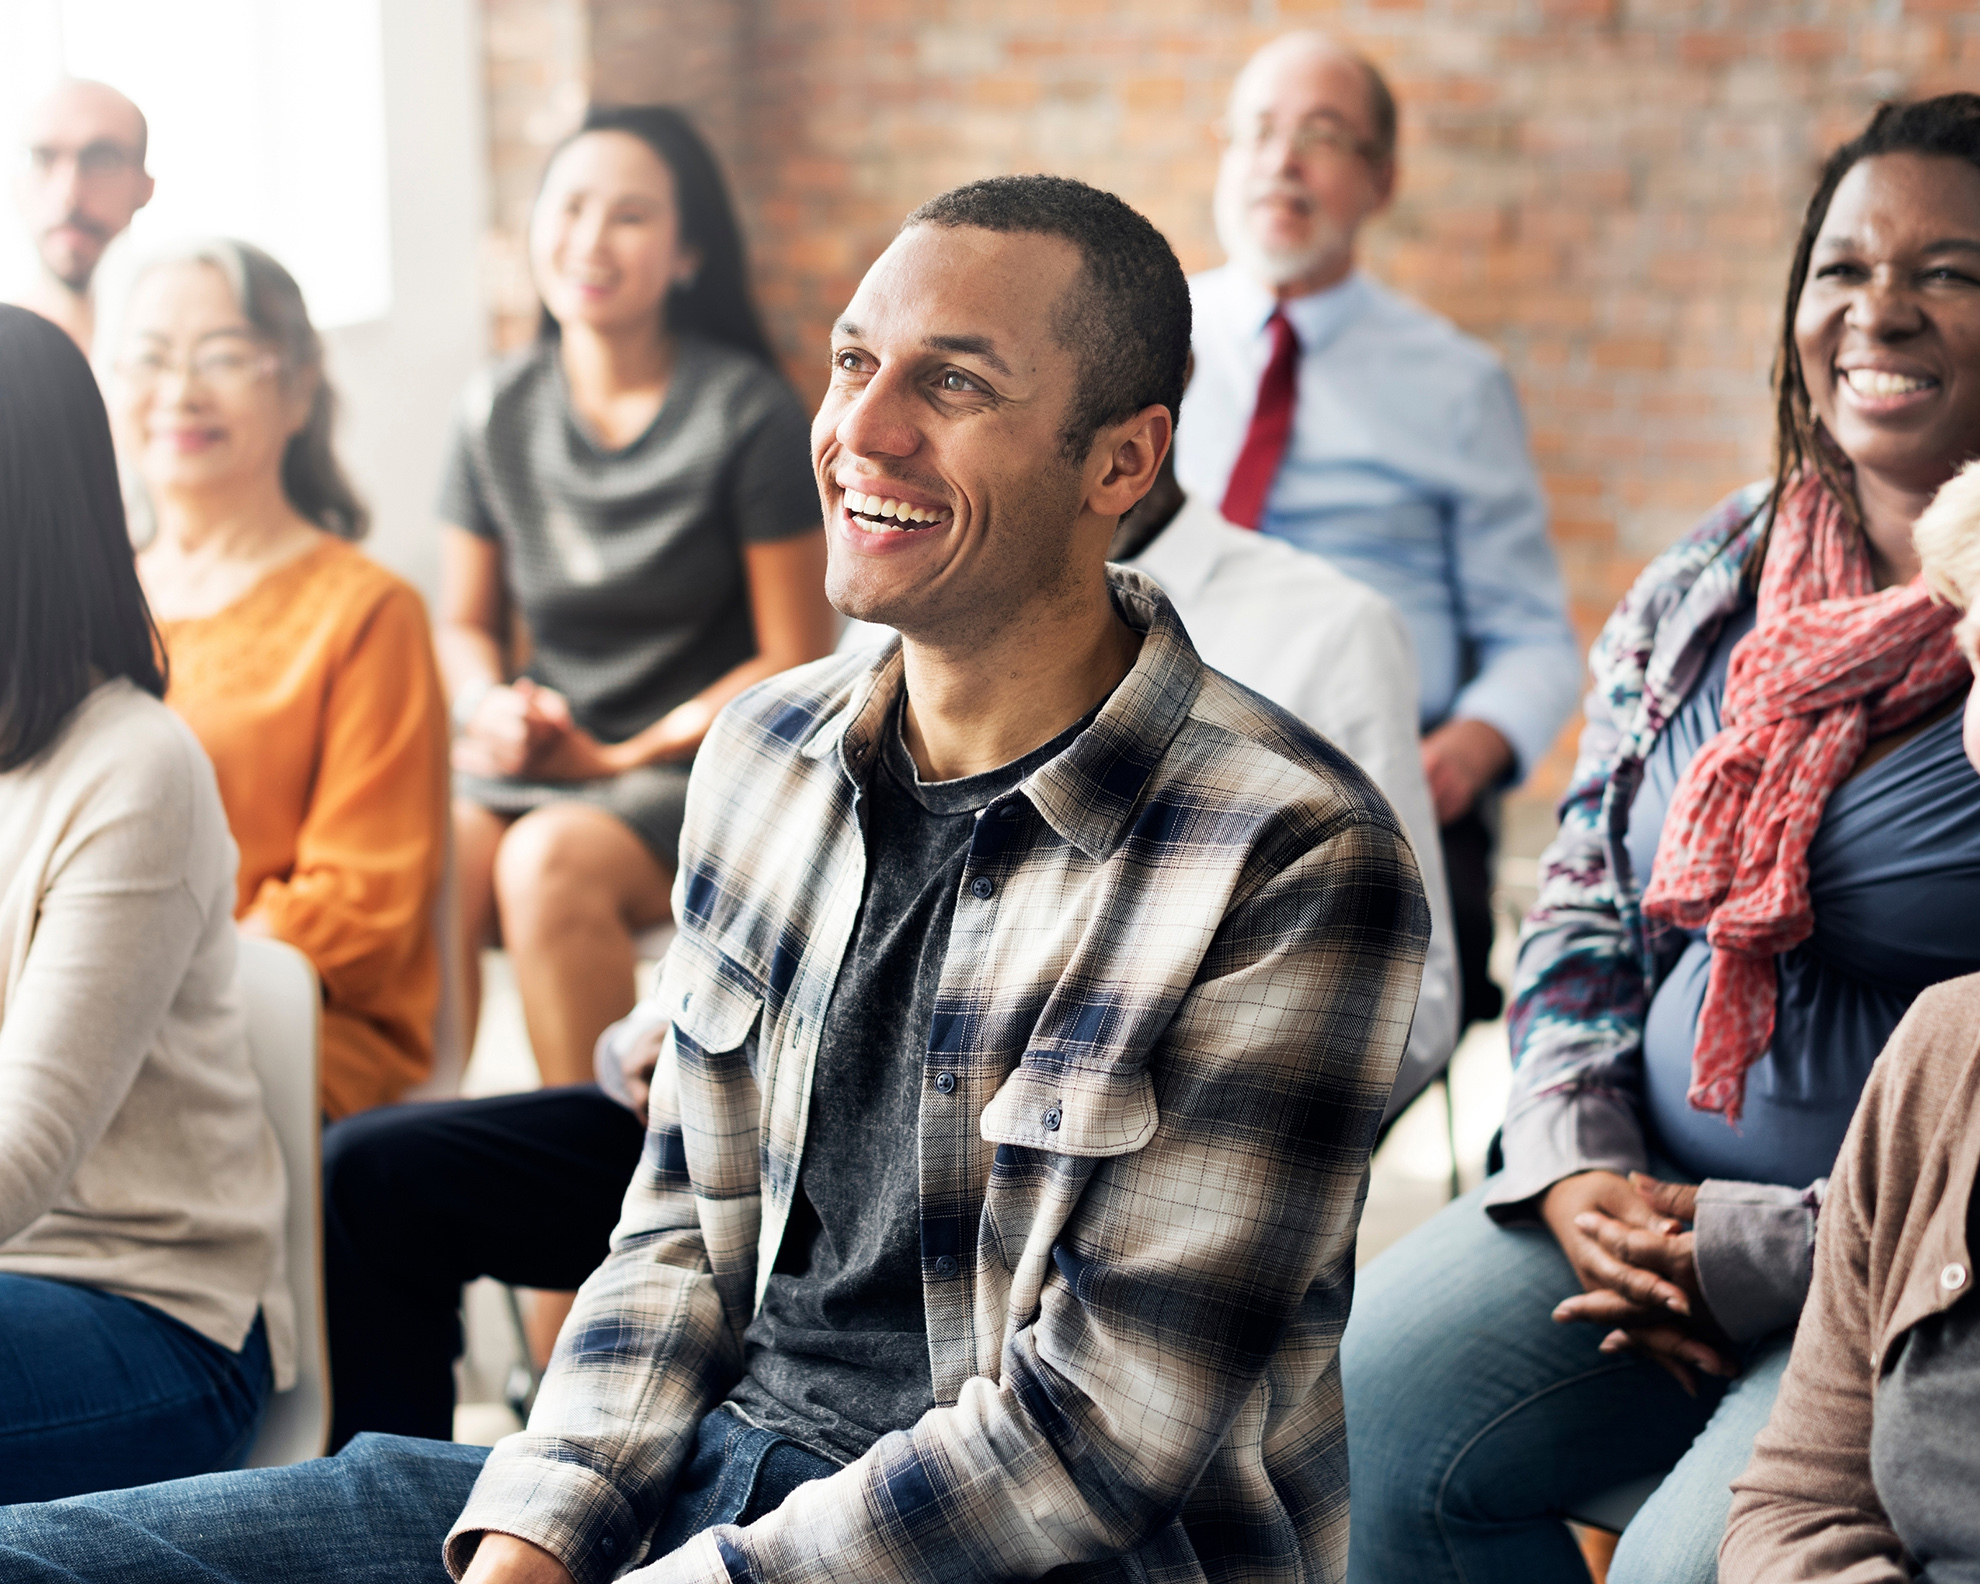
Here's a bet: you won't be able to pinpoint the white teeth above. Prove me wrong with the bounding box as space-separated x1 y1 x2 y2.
843 490 946 527
1845 368 1933 397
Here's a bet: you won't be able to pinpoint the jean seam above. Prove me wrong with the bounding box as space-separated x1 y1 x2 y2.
1432 1358 1644 1584
0 1378 255 1441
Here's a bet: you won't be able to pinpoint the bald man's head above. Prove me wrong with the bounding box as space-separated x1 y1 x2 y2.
1229 34 1395 164
16 79 153 293
1213 32 1397 298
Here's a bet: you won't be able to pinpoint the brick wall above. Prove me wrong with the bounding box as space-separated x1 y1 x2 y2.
480 0 1980 804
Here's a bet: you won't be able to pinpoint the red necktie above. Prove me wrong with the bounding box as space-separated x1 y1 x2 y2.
1219 309 1299 531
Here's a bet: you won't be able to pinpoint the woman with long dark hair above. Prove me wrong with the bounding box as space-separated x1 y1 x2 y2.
439 104 836 1086
1341 95 1980 1584
112 240 450 1120
0 304 290 1496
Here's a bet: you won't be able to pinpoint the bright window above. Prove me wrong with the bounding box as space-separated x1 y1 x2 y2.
1 0 391 328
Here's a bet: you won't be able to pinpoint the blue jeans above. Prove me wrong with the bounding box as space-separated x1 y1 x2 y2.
0 1406 836 1580
1342 1184 1793 1584
0 1274 272 1502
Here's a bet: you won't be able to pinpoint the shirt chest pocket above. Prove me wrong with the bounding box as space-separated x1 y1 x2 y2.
977 1059 1161 1306
979 1059 1160 1157
658 935 765 1071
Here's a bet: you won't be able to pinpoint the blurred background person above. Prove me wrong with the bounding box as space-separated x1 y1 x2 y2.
8 79 151 353
112 240 449 1120
1342 95 1980 1584
1178 32 1580 1034
0 304 289 1499
1721 459 1980 1584
438 103 834 1087
312 103 834 1426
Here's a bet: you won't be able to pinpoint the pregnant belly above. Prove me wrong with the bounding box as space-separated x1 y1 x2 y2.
1641 936 1903 1186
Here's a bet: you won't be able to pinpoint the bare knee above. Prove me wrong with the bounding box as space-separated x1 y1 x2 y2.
493 804 637 943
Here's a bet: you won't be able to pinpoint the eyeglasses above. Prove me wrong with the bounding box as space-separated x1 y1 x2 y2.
1220 116 1380 163
25 141 144 183
114 345 280 393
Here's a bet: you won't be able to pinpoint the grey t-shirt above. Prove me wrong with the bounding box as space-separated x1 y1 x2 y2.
724 698 1093 1465
437 334 819 743
1870 1182 1980 1580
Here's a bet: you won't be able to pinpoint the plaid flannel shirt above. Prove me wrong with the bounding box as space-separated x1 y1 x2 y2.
447 569 1429 1584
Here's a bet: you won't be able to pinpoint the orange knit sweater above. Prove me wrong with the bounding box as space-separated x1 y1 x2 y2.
159 537 449 1119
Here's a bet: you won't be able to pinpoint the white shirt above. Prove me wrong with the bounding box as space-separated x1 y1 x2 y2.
838 496 1460 1115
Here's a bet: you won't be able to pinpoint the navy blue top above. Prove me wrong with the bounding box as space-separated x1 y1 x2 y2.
1626 597 1980 1186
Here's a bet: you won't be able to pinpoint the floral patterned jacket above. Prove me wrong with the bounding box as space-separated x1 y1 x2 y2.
1483 484 1827 1341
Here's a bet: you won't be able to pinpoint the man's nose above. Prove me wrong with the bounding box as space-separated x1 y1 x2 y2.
835 368 920 460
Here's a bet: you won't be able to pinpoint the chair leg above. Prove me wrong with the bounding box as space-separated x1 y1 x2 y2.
502 1285 544 1422
1442 1070 1462 1202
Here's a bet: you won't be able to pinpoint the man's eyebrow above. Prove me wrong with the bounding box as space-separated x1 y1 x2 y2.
926 334 1012 377
830 322 1016 378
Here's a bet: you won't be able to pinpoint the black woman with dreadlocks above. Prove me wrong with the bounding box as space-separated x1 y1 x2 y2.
1342 94 1980 1584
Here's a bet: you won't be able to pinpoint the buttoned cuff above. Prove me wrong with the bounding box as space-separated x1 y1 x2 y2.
1692 1179 1823 1343
446 1451 643 1584
622 1528 735 1583
1484 1083 1648 1224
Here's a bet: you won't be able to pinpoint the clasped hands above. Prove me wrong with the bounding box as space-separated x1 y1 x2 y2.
1540 1169 1738 1396
454 678 702 783
452 678 628 783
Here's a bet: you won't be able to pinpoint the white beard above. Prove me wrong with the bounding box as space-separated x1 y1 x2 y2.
1213 173 1349 291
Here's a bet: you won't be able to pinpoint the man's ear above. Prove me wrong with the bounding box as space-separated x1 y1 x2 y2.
1368 155 1398 213
1085 402 1174 521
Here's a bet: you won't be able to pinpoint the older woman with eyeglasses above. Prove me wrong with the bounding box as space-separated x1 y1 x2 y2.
111 241 449 1119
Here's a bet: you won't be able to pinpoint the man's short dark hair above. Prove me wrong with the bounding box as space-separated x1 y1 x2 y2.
904 175 1191 461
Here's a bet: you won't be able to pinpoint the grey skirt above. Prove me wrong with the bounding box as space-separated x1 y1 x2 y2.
455 759 692 871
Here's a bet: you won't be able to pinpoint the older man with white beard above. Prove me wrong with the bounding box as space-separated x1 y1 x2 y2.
1178 33 1579 1034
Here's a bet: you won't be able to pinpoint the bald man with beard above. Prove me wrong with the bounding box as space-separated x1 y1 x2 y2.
10 80 154 352
1178 32 1578 1038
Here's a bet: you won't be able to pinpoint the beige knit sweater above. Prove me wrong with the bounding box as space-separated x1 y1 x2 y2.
0 680 294 1387
1721 973 1980 1582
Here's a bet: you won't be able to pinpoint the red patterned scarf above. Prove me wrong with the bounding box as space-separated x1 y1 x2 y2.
1642 477 1968 1121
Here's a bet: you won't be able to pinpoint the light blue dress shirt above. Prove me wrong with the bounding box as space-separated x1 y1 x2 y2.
1177 265 1581 780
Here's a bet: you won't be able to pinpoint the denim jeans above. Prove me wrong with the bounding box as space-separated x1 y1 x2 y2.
0 1406 836 1581
1341 1184 1792 1584
0 1273 272 1502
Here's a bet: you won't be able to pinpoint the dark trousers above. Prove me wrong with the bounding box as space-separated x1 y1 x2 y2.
322 1085 646 1450
1440 800 1504 1030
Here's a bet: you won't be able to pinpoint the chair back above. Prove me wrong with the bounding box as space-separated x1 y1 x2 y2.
236 935 331 1467
407 824 468 1101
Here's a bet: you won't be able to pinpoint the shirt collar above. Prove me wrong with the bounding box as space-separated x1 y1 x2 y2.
796 568 1207 862
1122 493 1232 604
1225 266 1370 356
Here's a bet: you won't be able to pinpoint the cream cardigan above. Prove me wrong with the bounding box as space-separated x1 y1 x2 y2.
0 680 294 1386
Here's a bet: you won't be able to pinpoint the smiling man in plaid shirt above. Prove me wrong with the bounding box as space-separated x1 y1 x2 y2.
0 174 1427 1584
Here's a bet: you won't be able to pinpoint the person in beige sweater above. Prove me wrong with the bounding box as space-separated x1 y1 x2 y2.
1722 461 1980 1580
0 304 291 1500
